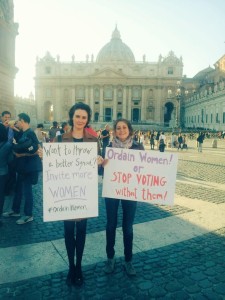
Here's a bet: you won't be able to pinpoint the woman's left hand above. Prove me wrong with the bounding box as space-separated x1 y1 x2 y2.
38 148 43 159
97 155 104 165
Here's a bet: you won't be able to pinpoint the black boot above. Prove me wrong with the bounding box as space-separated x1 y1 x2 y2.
66 265 76 286
74 265 84 287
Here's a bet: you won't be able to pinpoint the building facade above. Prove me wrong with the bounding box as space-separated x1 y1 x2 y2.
1 0 223 133
35 27 183 128
0 0 18 113
183 55 225 131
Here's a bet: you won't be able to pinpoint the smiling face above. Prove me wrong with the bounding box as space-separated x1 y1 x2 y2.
73 109 88 131
115 121 130 141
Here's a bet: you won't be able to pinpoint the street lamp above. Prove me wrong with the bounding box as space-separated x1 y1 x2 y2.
167 81 182 128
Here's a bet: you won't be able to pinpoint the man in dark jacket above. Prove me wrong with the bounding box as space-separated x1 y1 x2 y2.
3 113 41 224
197 132 204 152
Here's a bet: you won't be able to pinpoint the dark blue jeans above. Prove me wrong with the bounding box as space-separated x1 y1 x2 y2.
12 173 34 216
0 174 7 215
105 197 137 262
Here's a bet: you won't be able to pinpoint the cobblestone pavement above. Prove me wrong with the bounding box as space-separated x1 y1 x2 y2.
0 138 225 299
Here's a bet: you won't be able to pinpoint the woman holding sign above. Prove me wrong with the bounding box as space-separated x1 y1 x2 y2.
62 102 103 287
39 102 102 287
104 119 144 276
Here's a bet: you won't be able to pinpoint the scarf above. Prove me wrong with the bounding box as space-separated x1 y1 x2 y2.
112 136 133 149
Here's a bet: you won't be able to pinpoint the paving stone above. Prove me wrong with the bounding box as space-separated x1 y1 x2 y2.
202 288 224 300
1 146 225 299
138 281 153 291
149 286 167 298
190 271 207 281
197 279 213 289
213 283 225 295
170 290 190 300
184 284 202 294
165 281 183 292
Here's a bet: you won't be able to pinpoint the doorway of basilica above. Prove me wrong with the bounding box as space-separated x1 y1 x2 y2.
132 108 140 122
104 108 112 122
164 102 174 127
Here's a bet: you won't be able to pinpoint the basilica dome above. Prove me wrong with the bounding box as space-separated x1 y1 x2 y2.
96 27 135 63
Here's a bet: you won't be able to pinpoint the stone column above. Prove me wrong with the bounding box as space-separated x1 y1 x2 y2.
141 86 146 121
54 87 61 121
100 87 104 121
71 87 75 105
122 86 127 119
85 86 89 105
155 87 162 125
113 86 117 120
128 86 132 120
90 86 94 112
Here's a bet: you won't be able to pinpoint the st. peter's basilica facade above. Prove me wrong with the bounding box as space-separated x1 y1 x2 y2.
1 0 225 131
35 27 184 128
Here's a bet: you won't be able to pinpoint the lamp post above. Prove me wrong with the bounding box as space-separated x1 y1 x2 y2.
167 81 181 128
176 81 181 128
175 81 189 128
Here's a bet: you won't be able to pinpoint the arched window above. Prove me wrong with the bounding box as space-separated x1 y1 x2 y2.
105 108 112 122
132 86 141 99
94 88 100 100
117 88 123 99
94 112 99 122
104 86 113 99
117 112 122 119
77 87 85 99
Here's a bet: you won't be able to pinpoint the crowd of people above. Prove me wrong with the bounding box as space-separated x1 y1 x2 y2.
0 105 222 287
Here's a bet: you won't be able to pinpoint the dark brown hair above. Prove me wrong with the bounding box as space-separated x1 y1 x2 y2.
68 102 92 127
113 118 133 136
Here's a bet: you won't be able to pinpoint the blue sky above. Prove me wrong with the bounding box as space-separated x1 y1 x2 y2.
14 0 225 97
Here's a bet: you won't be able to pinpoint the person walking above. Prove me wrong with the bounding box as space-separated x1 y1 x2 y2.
101 124 110 157
159 131 166 152
177 133 183 150
197 132 204 152
103 118 144 276
150 131 155 150
155 131 160 149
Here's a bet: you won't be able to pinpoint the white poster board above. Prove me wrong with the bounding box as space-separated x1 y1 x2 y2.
102 148 178 205
42 142 98 221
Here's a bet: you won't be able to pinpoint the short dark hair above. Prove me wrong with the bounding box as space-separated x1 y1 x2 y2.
61 122 68 129
0 123 8 142
37 123 44 128
113 118 133 137
69 102 92 127
2 111 11 117
53 121 58 127
18 113 30 124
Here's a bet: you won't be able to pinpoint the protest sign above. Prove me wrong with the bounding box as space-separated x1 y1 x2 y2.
42 142 98 221
102 148 178 205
